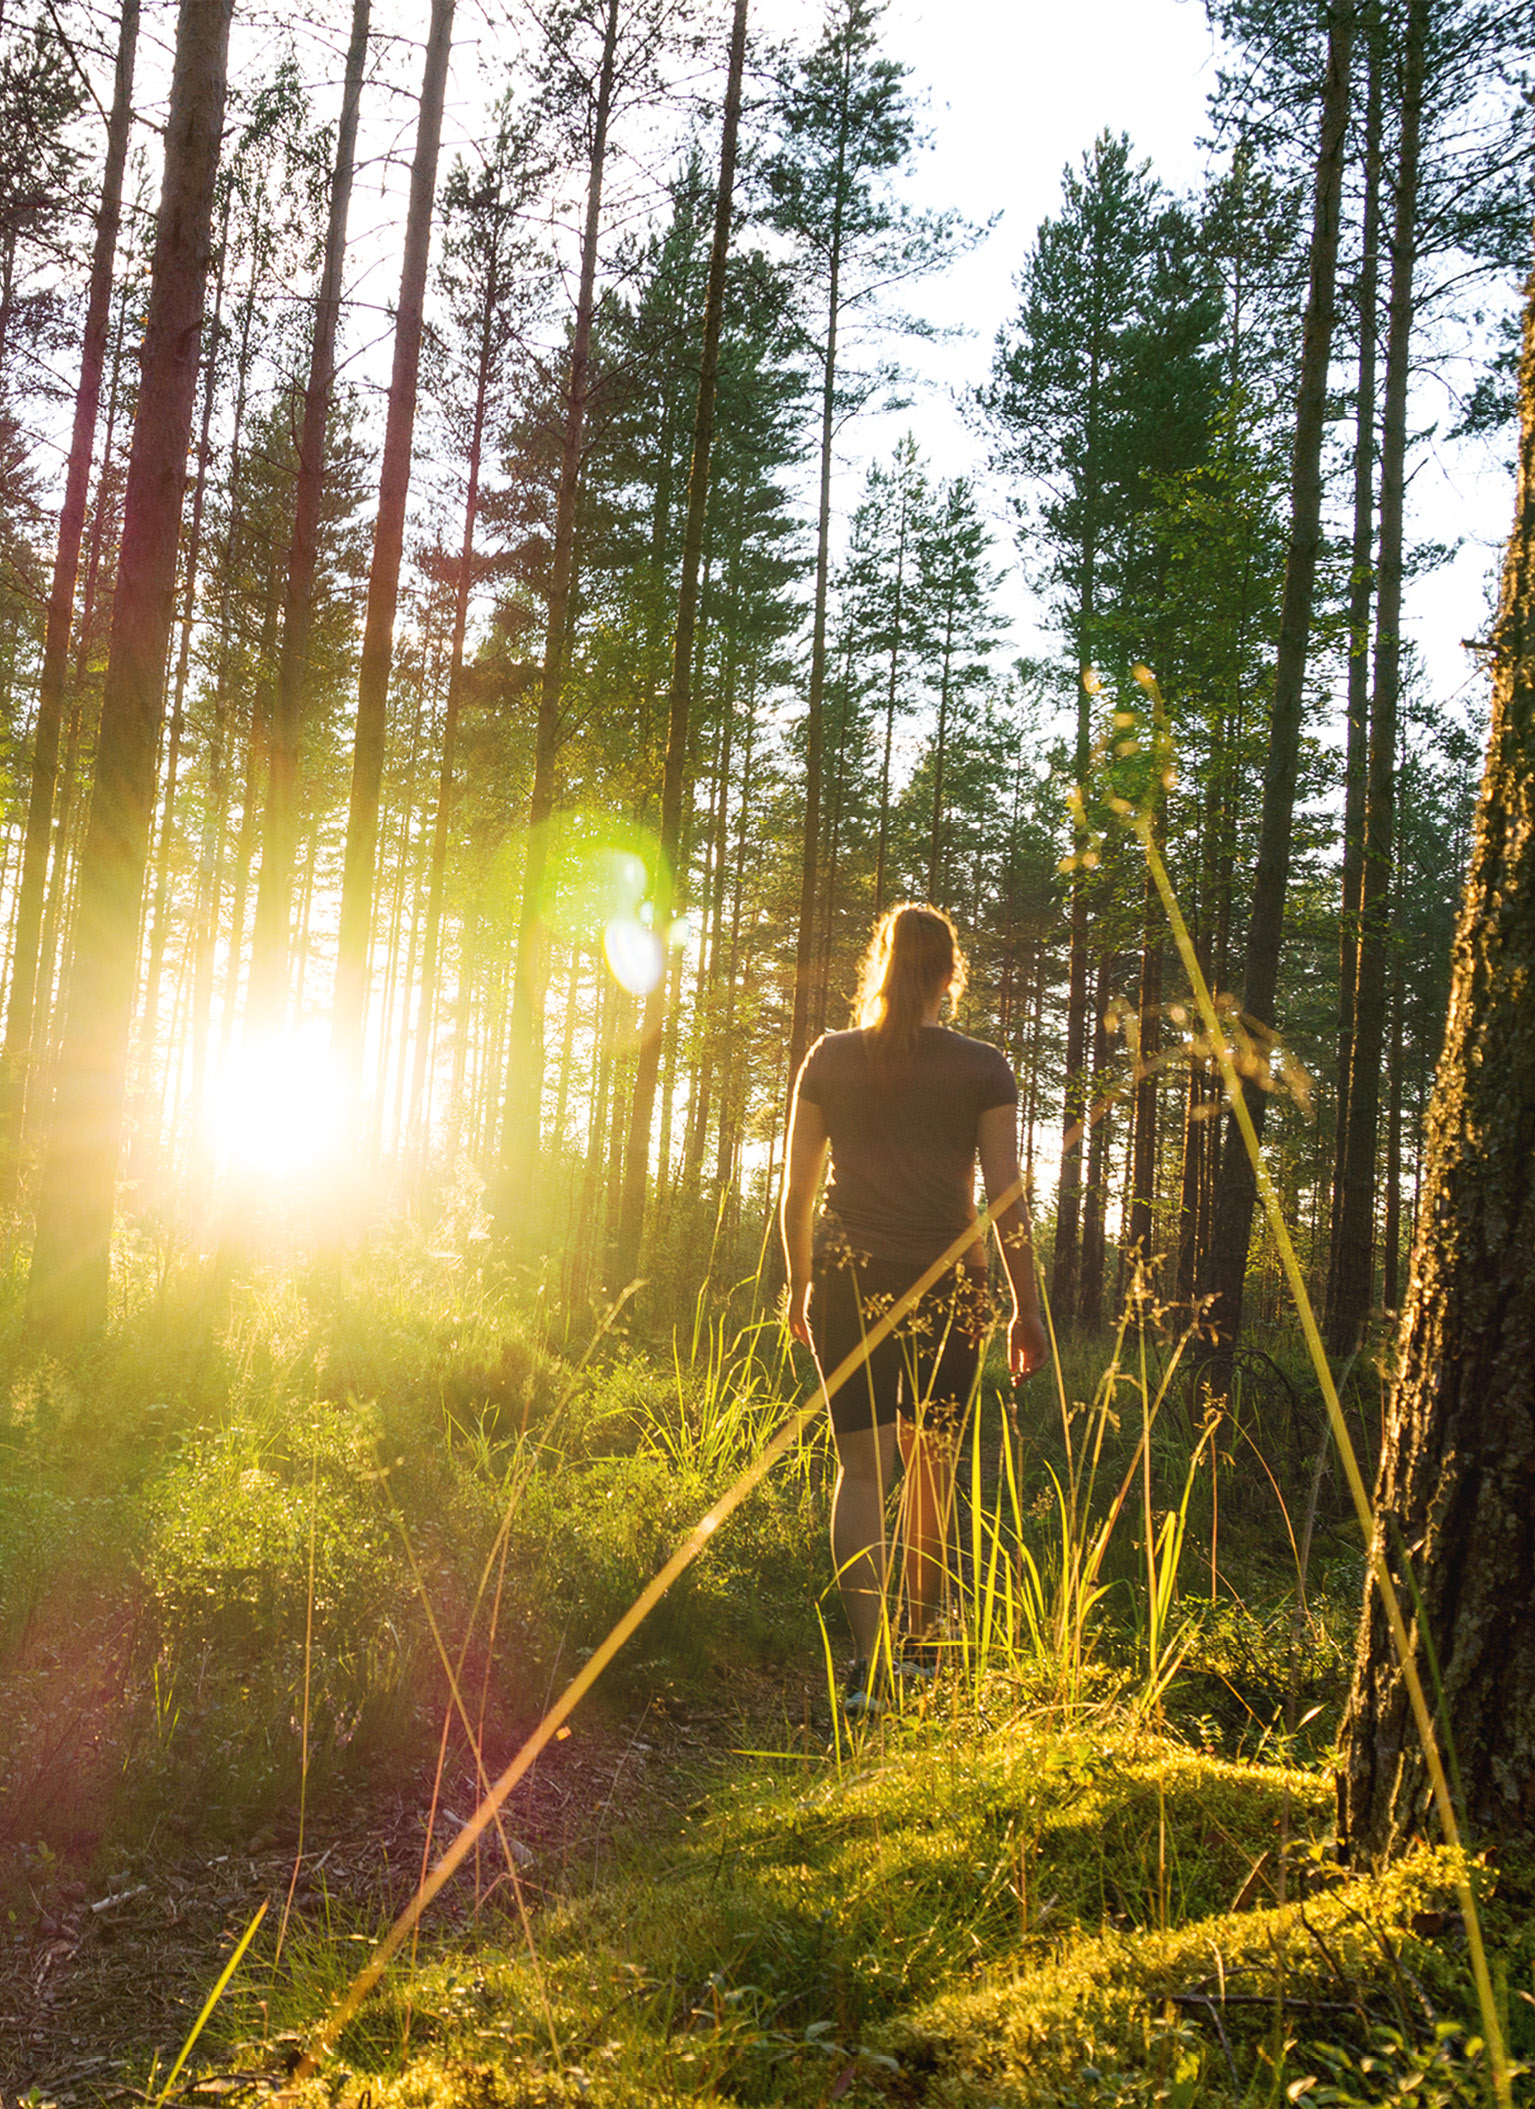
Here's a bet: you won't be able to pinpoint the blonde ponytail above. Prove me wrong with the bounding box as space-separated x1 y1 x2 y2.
853 904 967 1084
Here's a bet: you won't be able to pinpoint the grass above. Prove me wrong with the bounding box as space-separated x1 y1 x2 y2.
1 1212 1529 2106
239 1699 1514 2107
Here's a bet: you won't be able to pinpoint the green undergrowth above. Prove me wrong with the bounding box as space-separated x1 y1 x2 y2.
6 1225 1514 2106
0 1217 1374 1881
244 1694 1528 2107
0 1227 826 1870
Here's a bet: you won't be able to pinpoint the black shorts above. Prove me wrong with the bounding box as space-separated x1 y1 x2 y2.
808 1253 993 1438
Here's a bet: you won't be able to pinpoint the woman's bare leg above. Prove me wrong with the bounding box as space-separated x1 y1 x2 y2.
897 1418 959 1638
830 1419 898 1661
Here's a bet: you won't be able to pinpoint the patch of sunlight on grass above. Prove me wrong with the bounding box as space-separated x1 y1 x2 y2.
254 1706 1486 2108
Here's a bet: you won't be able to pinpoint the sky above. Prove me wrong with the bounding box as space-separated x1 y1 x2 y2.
751 0 1514 733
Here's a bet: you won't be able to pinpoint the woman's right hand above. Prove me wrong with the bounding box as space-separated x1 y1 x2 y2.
787 1279 813 1347
1008 1308 1049 1381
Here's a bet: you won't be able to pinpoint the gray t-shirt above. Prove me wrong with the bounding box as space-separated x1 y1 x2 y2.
795 1025 1019 1272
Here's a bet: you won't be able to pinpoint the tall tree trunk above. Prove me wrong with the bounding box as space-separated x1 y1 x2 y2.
1327 6 1382 1321
1127 862 1162 1268
37 286 133 1113
786 37 854 1087
1329 0 1424 1358
28 0 234 1336
249 0 371 1034
927 610 954 903
1339 239 1535 1860
497 0 621 1228
1077 952 1112 1330
1382 917 1404 1312
1204 1 1355 1355
0 0 138 1205
406 265 496 1169
612 0 747 1284
1052 663 1094 1324
874 481 908 916
333 0 454 1085
133 209 228 1165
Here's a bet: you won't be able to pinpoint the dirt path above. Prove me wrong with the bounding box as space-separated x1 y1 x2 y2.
0 1675 816 2103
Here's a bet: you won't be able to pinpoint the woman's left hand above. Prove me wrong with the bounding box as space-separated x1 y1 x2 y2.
787 1279 813 1347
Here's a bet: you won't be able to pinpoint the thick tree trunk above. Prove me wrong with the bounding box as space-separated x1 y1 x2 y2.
1338 247 1535 1860
1329 0 1424 1358
613 0 748 1283
498 0 621 1228
1204 3 1354 1355
0 0 138 1204
28 0 234 1336
333 0 454 1084
248 0 370 1034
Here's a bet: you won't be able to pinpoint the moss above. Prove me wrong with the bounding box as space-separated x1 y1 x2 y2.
281 1714 1480 2109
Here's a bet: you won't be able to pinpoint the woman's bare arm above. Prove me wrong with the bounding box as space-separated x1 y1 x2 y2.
781 1090 829 1346
977 1102 1049 1381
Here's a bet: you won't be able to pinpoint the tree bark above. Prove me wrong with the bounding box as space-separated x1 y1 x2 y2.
1204 2 1354 1355
497 0 621 1228
248 0 370 1034
1077 952 1112 1331
1327 6 1382 1324
612 0 748 1284
1329 0 1424 1358
405 384 486 1170
1127 860 1162 1269
0 0 138 1205
1338 239 1535 1860
132 204 228 1176
333 0 454 1085
874 474 910 915
28 0 234 1336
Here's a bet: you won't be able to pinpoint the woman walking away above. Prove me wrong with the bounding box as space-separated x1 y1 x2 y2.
782 904 1049 1716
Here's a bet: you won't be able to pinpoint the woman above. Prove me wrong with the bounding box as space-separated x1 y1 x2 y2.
782 903 1049 1714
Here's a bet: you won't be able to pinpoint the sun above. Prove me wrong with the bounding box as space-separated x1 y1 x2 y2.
204 1025 348 1187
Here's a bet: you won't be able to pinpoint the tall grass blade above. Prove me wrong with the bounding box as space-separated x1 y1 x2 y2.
152 1900 267 2109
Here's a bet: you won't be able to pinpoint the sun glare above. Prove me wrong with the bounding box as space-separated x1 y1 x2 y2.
205 1027 348 1185
604 915 665 996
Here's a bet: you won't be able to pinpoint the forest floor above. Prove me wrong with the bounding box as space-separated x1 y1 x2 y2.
1 1657 807 2100
0 1244 1528 2106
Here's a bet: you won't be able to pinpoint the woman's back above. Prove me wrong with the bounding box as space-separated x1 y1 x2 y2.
796 1023 1016 1269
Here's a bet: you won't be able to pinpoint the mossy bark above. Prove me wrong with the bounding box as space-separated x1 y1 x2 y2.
1338 242 1535 1860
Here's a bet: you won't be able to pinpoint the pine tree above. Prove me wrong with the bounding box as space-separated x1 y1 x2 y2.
28 0 235 1336
764 0 967 1083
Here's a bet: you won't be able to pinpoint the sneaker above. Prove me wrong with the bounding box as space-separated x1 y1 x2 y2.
842 1658 887 1718
894 1638 939 1685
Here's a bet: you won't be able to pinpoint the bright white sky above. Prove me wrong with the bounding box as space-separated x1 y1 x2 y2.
750 0 1512 734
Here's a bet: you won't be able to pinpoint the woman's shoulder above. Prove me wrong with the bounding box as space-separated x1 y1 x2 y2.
804 1028 867 1069
798 1029 868 1092
923 1028 1018 1093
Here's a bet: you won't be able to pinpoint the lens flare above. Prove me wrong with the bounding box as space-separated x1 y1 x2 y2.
603 916 665 996
205 1027 347 1184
